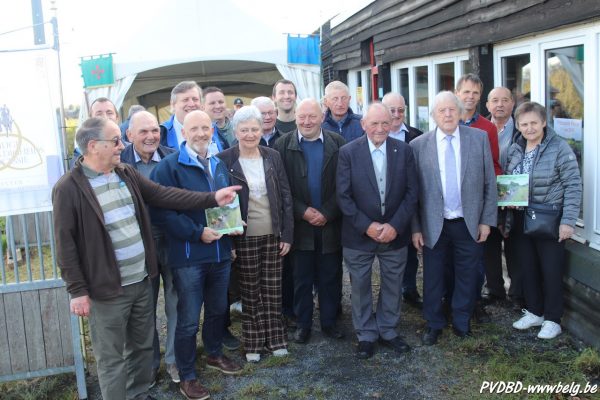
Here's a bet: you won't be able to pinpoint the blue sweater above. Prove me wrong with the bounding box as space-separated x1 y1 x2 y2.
321 107 364 143
299 138 324 209
150 143 232 268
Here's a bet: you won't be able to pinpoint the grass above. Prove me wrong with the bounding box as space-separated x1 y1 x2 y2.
2 245 60 284
0 374 77 400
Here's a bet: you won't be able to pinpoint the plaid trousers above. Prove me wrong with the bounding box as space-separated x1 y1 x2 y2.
236 234 287 353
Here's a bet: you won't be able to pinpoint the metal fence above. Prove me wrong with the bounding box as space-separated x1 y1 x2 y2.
0 211 87 399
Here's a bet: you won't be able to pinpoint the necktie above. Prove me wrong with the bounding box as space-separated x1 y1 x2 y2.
444 135 460 211
198 156 214 187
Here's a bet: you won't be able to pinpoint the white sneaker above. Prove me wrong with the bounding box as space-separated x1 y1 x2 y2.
513 309 544 330
537 321 562 339
272 348 288 357
246 353 260 362
230 301 243 314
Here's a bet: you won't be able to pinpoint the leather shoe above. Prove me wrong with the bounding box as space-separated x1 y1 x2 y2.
322 326 345 339
206 355 242 375
180 379 210 400
452 326 473 338
356 341 375 359
403 289 423 308
422 327 442 346
379 336 411 354
473 302 491 324
294 327 311 344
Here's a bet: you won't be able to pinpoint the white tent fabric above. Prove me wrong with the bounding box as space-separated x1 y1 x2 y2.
79 0 321 120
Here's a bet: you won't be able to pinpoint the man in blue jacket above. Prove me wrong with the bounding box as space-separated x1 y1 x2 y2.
160 81 228 155
322 80 364 142
151 110 241 400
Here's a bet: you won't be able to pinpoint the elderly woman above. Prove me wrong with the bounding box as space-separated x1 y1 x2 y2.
506 101 581 339
218 105 294 362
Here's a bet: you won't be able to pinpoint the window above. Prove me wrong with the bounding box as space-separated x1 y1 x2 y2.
415 66 429 131
501 54 531 106
545 45 584 218
436 62 455 92
398 68 410 123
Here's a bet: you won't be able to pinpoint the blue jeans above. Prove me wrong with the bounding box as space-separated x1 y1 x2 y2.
172 261 231 381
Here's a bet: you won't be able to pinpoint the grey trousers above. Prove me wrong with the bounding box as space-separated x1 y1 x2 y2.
89 278 154 400
343 246 407 342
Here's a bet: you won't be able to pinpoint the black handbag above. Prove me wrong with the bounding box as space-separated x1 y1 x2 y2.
523 202 562 240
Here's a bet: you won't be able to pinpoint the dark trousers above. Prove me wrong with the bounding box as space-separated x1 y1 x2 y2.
292 230 342 329
423 219 482 332
483 226 520 299
401 243 419 293
512 211 565 323
282 255 295 317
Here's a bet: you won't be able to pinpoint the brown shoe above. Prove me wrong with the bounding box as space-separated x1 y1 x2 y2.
180 379 210 400
206 354 242 375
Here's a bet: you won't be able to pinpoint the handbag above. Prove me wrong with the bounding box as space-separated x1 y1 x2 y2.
523 202 562 240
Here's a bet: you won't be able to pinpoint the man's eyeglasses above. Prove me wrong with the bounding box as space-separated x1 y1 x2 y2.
95 137 122 147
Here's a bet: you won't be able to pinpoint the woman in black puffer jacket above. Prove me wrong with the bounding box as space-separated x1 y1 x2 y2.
505 101 581 340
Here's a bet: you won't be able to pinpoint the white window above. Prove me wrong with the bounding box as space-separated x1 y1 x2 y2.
390 52 469 130
494 22 600 249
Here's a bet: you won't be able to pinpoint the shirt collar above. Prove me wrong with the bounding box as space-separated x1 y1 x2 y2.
184 142 210 168
390 123 408 136
436 126 460 143
133 147 162 164
460 112 479 126
367 137 387 155
297 129 324 143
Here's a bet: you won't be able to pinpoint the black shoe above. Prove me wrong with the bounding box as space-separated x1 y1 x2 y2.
422 327 442 346
379 336 411 354
322 326 345 340
403 289 423 308
283 314 297 332
222 328 241 351
452 326 473 338
294 327 311 344
356 341 374 359
482 294 506 306
473 302 491 324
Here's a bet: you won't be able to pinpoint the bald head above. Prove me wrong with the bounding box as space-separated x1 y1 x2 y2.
382 92 407 131
127 111 160 163
182 110 213 157
486 87 515 124
296 98 323 140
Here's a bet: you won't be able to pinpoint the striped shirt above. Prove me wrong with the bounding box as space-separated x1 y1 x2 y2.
83 164 147 286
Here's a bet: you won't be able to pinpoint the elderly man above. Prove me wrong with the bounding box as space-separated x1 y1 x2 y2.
53 117 239 400
251 97 284 148
203 86 236 147
160 81 228 154
455 74 502 323
120 104 146 143
322 80 364 142
337 103 418 359
274 99 346 344
120 111 179 384
381 92 424 308
411 91 497 346
151 110 243 400
485 87 522 308
272 79 298 134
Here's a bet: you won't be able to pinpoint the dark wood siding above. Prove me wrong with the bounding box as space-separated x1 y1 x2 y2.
326 0 600 71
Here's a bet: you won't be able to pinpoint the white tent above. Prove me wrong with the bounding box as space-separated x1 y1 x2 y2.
80 0 321 118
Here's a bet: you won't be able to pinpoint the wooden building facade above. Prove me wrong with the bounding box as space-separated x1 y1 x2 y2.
322 0 600 347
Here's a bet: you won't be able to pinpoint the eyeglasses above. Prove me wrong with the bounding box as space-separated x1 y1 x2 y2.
389 107 407 114
95 137 122 147
261 111 276 117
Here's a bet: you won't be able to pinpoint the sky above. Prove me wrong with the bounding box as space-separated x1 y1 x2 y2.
0 0 368 105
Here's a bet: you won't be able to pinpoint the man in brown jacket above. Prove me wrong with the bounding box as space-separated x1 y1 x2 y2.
52 117 239 400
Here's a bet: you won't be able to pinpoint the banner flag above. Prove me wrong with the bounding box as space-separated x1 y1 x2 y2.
81 54 114 88
287 34 320 65
0 50 64 216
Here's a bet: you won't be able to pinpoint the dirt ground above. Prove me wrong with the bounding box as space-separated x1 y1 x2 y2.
79 263 596 400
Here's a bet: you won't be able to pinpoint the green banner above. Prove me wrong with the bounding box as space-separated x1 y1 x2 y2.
81 55 114 88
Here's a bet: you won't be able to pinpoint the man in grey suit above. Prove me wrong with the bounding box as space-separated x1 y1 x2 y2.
410 91 497 345
337 103 418 359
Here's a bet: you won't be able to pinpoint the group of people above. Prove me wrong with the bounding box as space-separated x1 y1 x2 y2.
53 73 581 400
